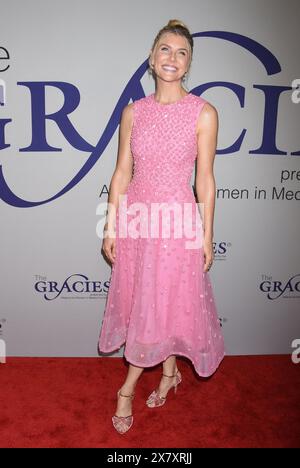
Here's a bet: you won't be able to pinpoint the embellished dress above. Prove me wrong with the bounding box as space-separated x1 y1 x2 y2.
98 92 225 377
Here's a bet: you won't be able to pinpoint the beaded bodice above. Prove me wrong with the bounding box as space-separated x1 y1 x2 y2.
128 92 207 202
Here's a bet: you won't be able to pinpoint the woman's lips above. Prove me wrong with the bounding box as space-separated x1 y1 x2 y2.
162 65 177 71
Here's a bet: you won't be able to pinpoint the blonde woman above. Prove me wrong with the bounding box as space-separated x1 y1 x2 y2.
99 19 225 434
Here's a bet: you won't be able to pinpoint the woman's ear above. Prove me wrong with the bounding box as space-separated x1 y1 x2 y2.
148 50 153 67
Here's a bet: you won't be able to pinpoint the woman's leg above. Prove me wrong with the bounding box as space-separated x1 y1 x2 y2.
115 363 144 417
158 355 181 397
162 355 177 375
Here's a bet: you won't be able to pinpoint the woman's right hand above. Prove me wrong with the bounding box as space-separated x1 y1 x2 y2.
102 233 116 264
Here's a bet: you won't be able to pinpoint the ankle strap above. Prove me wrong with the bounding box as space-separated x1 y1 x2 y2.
119 390 134 399
162 369 179 378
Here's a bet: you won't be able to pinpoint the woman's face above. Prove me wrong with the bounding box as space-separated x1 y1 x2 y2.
150 32 191 82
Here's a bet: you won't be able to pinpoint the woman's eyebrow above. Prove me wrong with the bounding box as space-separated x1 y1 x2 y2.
159 43 188 52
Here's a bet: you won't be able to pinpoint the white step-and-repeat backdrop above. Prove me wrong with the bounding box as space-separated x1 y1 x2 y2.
1 0 299 358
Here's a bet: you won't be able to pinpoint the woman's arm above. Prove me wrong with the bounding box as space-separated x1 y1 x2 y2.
104 103 134 233
195 102 219 242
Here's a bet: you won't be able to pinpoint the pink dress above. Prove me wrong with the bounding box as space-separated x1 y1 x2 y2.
98 92 225 377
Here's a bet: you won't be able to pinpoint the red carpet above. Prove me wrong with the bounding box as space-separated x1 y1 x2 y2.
0 355 299 448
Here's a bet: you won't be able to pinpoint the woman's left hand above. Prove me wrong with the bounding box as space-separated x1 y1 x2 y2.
203 237 214 272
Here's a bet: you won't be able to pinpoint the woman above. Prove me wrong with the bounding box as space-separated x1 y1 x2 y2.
98 19 225 434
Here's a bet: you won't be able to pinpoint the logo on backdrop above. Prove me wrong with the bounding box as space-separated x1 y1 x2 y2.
213 241 231 260
34 274 110 301
259 274 300 300
0 31 298 207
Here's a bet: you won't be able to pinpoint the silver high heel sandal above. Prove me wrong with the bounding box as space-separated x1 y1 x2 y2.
112 389 135 434
146 369 182 408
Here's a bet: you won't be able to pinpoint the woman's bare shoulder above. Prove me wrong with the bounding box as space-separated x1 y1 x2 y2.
196 100 218 134
120 102 134 129
200 99 218 116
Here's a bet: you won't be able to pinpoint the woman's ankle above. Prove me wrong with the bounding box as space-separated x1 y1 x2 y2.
120 383 136 395
162 366 178 377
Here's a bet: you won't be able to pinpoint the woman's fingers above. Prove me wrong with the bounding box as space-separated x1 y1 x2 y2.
203 251 214 272
102 239 116 264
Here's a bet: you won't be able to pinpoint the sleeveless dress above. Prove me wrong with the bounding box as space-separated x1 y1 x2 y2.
98 92 225 377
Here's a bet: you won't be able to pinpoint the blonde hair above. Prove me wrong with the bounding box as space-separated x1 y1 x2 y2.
148 19 194 78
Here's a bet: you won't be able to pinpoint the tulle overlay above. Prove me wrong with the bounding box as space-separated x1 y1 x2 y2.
98 92 225 377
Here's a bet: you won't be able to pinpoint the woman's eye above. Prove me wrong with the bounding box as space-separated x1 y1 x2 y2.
160 47 186 55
